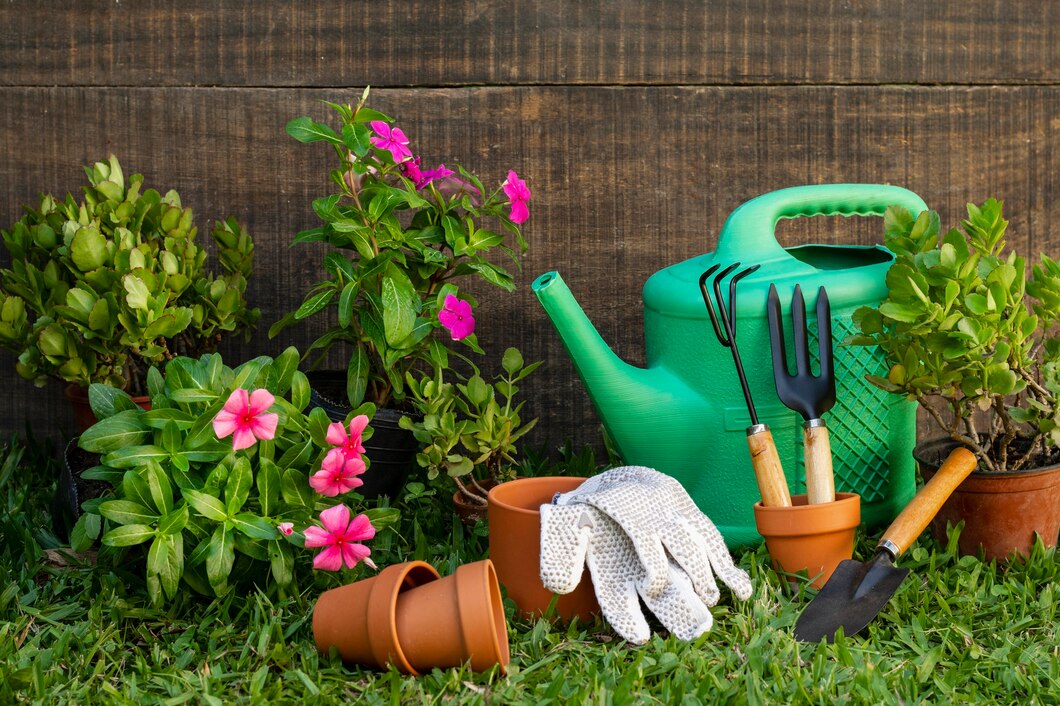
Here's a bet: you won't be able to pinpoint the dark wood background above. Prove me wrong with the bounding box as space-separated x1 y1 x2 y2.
2 1 1059 454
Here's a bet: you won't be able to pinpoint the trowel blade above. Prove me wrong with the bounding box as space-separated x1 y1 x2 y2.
793 552 910 643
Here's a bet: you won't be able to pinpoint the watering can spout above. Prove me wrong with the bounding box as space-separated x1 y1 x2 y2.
532 271 679 423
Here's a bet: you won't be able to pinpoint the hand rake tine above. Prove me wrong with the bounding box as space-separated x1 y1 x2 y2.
711 262 741 340
791 284 812 376
727 264 760 338
699 265 728 346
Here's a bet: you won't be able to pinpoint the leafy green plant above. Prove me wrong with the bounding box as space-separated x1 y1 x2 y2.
71 347 397 606
0 156 259 395
850 199 1060 471
270 89 530 410
400 347 541 506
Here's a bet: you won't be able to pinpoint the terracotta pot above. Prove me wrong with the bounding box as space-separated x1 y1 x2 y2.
64 384 151 432
487 476 600 621
312 560 509 675
915 439 1060 561
753 492 861 589
453 479 498 526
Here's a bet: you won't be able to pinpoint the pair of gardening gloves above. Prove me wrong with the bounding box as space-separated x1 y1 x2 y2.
539 466 753 644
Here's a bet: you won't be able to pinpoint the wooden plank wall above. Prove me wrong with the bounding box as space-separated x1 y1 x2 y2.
1 1 1058 454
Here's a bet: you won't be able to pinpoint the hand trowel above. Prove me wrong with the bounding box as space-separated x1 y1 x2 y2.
794 446 978 642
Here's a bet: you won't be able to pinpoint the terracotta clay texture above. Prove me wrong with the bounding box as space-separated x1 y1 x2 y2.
753 492 861 589
487 476 600 621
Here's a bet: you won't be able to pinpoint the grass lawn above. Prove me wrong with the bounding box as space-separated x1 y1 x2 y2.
2 436 1059 705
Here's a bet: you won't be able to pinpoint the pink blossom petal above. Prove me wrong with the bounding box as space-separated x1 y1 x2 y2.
231 426 257 451
309 469 341 496
249 412 279 441
247 389 275 416
325 422 348 446
345 457 367 477
313 545 344 571
348 415 370 438
277 522 294 536
344 513 377 543
340 542 372 569
319 504 351 535
323 447 347 470
212 409 240 439
508 199 530 225
222 388 250 414
303 525 332 548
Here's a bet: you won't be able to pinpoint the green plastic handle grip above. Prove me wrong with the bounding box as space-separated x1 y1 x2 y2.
714 184 929 263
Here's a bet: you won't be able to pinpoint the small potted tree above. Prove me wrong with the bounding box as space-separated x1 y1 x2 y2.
271 88 531 497
850 199 1060 560
0 155 258 429
400 347 541 523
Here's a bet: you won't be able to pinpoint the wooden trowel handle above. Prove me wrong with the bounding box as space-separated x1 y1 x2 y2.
747 424 792 507
879 447 978 558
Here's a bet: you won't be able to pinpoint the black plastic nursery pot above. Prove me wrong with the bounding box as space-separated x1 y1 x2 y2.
306 370 419 500
51 436 105 540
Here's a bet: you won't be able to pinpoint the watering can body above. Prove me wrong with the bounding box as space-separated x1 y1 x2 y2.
533 184 924 548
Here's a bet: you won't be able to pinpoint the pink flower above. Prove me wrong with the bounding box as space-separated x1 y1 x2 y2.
212 389 279 451
309 453 367 497
303 505 376 571
370 121 412 163
438 294 475 341
402 156 424 186
325 415 370 462
502 170 531 224
402 157 456 191
278 522 294 536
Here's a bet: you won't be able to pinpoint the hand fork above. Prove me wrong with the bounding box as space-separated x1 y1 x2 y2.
766 284 837 504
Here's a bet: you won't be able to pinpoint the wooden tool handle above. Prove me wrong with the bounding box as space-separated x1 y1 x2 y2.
803 422 835 504
747 425 792 507
879 447 978 557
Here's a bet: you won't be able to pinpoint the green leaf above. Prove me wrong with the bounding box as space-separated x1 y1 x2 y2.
381 265 417 345
79 410 149 453
183 488 229 522
99 499 158 525
141 407 196 430
281 468 314 508
257 458 281 517
147 366 165 398
70 512 101 551
145 460 174 515
158 533 183 599
232 513 277 540
225 457 253 515
295 289 335 321
123 274 151 311
346 345 370 407
102 445 169 469
88 384 136 421
285 116 342 145
70 226 108 270
206 524 236 594
502 347 524 374
158 504 190 535
277 439 313 471
270 346 300 394
338 280 358 329
102 524 155 547
169 388 218 404
144 308 194 339
269 542 294 586
291 371 310 411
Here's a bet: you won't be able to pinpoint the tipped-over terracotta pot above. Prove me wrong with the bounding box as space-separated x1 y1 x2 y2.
313 559 510 675
753 492 860 588
487 476 600 621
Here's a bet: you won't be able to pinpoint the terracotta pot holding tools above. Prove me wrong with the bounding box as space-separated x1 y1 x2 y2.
313 559 510 675
754 492 861 588
487 476 600 621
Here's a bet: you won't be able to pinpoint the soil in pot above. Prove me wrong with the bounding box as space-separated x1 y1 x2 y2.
915 438 1060 561
453 479 498 526
306 370 420 500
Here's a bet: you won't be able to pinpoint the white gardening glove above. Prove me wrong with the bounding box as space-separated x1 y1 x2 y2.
539 466 752 644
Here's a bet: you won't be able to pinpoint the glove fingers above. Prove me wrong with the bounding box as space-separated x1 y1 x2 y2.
639 561 714 641
539 504 594 594
583 519 652 645
658 520 721 606
693 515 753 601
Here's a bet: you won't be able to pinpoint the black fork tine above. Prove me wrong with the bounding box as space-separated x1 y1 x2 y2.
766 284 789 380
791 285 812 376
816 287 837 406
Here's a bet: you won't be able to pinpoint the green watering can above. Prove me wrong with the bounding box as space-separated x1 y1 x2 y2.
533 184 927 548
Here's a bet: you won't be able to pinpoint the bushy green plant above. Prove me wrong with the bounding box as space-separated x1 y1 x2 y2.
270 89 530 410
850 199 1060 471
0 156 259 395
72 347 397 606
400 347 541 506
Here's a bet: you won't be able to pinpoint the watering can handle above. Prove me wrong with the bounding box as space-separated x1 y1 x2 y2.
714 184 929 263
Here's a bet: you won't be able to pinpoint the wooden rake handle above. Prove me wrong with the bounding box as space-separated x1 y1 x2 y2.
747 425 792 507
879 447 978 558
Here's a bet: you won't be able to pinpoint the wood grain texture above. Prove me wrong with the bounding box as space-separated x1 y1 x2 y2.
804 424 835 504
2 1 1060 87
882 447 977 556
1 85 1059 448
747 427 793 507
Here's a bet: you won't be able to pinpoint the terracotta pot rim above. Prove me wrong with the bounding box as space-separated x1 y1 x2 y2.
753 493 861 537
365 561 441 675
914 437 1060 479
487 476 587 516
454 560 510 672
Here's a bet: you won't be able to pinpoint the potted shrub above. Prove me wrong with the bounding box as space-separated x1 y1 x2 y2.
850 199 1060 560
270 89 531 495
0 156 259 429
400 347 541 522
69 346 398 605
